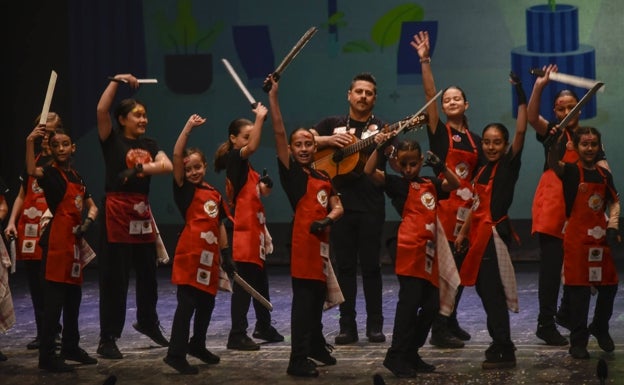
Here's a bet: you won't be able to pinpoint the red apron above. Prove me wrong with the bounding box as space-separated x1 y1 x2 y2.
562 163 618 286
396 179 439 286
230 165 266 267
532 130 578 237
460 163 506 286
45 167 85 285
290 170 333 281
105 192 156 243
172 182 223 295
437 125 479 242
16 174 48 260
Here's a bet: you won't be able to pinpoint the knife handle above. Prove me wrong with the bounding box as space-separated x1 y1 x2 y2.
262 72 281 93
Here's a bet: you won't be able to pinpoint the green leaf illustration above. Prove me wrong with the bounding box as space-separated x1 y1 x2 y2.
342 40 375 53
371 3 424 51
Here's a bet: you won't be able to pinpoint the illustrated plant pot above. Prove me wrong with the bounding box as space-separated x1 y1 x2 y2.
397 20 438 84
165 53 213 94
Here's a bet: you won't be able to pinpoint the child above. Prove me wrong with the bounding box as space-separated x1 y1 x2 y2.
454 74 528 369
0 176 12 362
25 125 98 372
214 102 283 351
364 137 460 378
546 126 619 359
267 76 343 377
163 114 237 374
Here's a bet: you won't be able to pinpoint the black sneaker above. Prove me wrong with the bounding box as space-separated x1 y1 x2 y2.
287 358 319 377
39 355 74 373
133 322 169 347
409 354 436 373
429 330 465 348
26 337 40 350
309 344 337 366
569 345 590 359
334 331 358 345
188 345 220 364
252 326 284 342
448 321 472 341
366 330 386 343
482 344 516 370
536 325 568 346
383 356 417 378
163 355 199 375
227 334 260 351
588 323 615 352
61 347 98 365
97 338 123 359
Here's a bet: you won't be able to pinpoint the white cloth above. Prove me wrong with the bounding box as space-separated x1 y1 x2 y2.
0 238 15 332
324 256 344 310
437 217 461 316
492 227 519 313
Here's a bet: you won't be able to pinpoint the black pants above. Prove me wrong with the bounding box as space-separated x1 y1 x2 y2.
39 279 81 360
290 277 327 363
566 284 617 348
98 241 160 340
167 284 215 358
537 233 567 326
24 259 46 338
330 209 384 331
229 261 272 336
475 238 514 349
386 275 438 361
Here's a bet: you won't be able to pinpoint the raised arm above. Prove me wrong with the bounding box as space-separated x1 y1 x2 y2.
26 125 46 179
411 31 440 133
173 114 207 186
96 74 140 141
527 64 557 136
239 103 268 159
510 72 528 158
266 76 290 167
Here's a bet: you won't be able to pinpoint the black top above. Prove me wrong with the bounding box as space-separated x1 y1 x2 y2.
278 156 333 213
383 174 443 216
560 163 617 218
537 124 606 171
427 120 484 165
172 179 227 222
225 147 250 202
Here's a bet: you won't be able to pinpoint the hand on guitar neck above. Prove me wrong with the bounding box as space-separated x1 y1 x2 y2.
312 112 427 179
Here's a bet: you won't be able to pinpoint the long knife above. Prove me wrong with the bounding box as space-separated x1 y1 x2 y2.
221 58 258 109
233 272 273 311
543 81 604 147
262 26 318 92
39 70 57 125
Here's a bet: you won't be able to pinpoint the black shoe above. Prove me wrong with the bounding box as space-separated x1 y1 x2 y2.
163 355 199 375
227 334 260 351
588 323 615 352
97 338 123 359
61 347 98 365
188 345 220 364
27 337 40 350
482 344 516 370
309 344 337 366
536 325 568 346
252 326 284 342
39 355 74 373
448 321 472 341
287 358 319 377
409 354 436 373
0 350 6 361
429 330 465 348
335 331 358 345
133 322 169 347
569 345 590 359
366 330 386 343
383 356 417 378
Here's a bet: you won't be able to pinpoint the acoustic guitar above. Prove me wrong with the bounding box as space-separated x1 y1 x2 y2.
312 112 427 179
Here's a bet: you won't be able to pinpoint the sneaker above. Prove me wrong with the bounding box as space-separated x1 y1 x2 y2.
536 325 568 346
287 358 319 377
227 334 260 351
39 355 74 373
448 321 472 341
252 326 284 343
188 345 220 364
26 337 40 350
97 338 123 359
383 356 417 378
429 330 465 348
61 347 98 365
366 330 386 343
309 344 337 366
588 323 615 352
334 331 358 345
569 345 590 359
133 322 169 347
409 354 436 373
163 355 199 375
482 344 516 370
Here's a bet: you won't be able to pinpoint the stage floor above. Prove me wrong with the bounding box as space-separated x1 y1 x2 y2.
0 262 622 385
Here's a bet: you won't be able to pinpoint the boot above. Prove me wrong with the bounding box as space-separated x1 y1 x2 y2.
429 314 464 348
482 343 516 369
366 315 386 343
335 317 358 345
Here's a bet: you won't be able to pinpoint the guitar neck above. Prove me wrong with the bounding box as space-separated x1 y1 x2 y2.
341 121 402 156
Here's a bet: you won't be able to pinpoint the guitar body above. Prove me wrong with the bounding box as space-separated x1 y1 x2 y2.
312 134 366 179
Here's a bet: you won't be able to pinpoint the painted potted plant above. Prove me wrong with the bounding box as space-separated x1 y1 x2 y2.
155 0 224 94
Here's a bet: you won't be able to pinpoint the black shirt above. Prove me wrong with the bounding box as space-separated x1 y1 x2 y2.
383 174 443 216
560 163 618 218
427 120 483 165
172 179 228 222
278 156 334 213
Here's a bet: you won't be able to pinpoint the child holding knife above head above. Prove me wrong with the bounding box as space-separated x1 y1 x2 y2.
266 75 343 378
163 114 237 375
214 102 284 351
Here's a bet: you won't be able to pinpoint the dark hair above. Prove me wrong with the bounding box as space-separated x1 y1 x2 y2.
441 86 469 129
482 123 509 143
395 139 422 157
350 72 377 93
214 118 253 172
572 126 601 147
552 89 579 106
49 127 71 141
289 127 316 143
114 98 146 130
184 147 207 165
